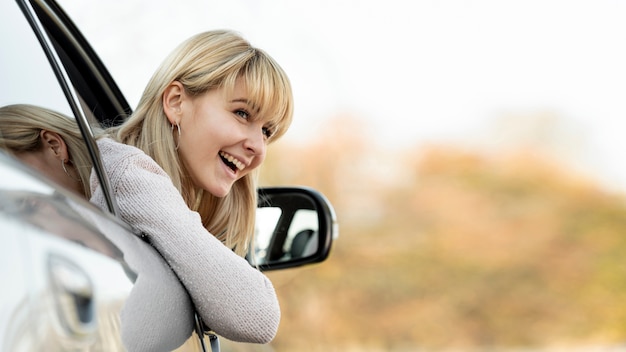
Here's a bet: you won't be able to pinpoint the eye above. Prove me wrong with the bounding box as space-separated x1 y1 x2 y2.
235 109 250 120
262 126 274 139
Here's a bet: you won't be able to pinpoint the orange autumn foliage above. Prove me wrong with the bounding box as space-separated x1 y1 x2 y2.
254 115 626 352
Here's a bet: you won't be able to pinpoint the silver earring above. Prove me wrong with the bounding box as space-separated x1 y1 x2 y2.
61 159 80 182
171 122 181 150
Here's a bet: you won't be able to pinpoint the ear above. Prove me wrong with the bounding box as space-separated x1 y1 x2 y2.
40 130 69 161
163 81 186 125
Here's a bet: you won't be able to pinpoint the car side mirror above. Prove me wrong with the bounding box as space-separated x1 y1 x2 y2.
250 187 338 271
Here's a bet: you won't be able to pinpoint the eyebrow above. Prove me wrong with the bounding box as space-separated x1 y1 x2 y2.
230 98 261 115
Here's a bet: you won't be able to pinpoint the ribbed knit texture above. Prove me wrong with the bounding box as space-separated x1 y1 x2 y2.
90 138 280 345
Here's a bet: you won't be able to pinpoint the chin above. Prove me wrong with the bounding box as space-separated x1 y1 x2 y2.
206 185 232 198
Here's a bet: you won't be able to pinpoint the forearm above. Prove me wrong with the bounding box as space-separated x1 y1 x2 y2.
137 208 280 343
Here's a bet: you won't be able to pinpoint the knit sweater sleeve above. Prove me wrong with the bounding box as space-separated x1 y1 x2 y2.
91 139 280 344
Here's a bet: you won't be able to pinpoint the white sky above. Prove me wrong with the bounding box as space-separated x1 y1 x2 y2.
59 0 626 193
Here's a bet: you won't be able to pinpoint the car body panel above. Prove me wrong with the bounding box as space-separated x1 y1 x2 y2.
0 151 203 351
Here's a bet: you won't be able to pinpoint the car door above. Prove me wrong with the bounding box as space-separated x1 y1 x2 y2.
0 155 206 352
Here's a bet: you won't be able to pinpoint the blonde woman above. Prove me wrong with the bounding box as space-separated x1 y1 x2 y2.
92 29 292 344
1 29 293 348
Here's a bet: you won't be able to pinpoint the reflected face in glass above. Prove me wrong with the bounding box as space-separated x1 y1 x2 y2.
15 147 82 197
6 128 83 197
177 79 269 198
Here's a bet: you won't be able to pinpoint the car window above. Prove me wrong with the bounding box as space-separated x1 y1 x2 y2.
0 0 121 216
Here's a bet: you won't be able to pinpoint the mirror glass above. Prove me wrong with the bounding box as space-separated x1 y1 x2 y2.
252 190 321 267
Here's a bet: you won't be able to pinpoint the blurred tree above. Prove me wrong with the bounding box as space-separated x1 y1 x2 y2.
260 114 626 352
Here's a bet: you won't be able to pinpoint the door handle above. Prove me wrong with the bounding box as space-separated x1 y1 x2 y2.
48 253 96 338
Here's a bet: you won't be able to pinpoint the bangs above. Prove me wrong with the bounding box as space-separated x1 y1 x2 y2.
221 50 294 142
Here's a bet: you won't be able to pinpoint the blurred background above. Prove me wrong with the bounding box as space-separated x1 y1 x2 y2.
59 0 626 351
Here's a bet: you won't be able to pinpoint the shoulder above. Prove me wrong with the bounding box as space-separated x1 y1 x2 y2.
91 138 171 201
96 138 165 175
97 137 143 162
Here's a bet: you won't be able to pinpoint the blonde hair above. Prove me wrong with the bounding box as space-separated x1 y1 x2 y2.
110 30 294 255
0 104 95 197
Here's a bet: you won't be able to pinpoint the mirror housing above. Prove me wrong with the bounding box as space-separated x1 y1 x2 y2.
250 187 338 271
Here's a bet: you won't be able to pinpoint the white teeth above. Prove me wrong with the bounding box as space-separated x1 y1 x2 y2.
220 151 245 171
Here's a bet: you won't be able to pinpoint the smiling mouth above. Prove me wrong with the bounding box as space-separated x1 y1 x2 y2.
219 151 244 172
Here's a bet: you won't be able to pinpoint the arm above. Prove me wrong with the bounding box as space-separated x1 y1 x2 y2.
91 142 280 343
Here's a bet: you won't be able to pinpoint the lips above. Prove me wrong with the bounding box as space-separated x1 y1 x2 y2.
219 151 245 172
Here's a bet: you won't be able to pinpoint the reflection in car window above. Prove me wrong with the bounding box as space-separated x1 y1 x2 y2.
0 1 93 200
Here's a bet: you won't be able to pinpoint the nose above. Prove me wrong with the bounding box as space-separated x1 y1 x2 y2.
243 123 266 157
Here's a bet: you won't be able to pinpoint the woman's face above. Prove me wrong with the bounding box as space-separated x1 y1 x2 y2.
176 79 270 197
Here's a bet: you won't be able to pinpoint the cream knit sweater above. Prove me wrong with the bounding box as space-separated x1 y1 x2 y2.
90 138 280 345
